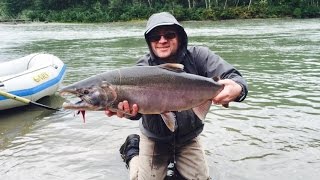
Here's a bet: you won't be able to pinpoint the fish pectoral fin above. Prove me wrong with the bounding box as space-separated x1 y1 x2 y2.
160 112 177 132
192 101 212 121
158 63 184 73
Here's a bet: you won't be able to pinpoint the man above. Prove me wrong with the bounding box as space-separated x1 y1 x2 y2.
106 12 248 180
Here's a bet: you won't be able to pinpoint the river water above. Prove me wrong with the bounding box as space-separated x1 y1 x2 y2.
0 18 319 180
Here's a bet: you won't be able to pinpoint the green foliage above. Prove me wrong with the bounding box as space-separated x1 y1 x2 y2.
0 0 319 22
293 8 302 18
172 5 187 21
186 8 203 21
201 8 218 21
219 8 237 20
3 0 33 17
302 6 320 18
0 4 6 20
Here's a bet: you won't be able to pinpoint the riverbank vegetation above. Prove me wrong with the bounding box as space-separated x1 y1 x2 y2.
0 0 319 23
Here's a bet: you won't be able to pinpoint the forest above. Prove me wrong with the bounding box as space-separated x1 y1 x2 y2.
0 0 319 22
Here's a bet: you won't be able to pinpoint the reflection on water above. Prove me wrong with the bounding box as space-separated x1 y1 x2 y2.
0 96 65 149
0 19 320 180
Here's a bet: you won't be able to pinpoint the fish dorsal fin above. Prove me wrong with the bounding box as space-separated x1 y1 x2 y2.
192 101 212 121
158 63 184 73
160 112 177 132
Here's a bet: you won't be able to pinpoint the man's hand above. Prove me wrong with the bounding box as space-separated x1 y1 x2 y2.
105 100 139 118
212 79 242 105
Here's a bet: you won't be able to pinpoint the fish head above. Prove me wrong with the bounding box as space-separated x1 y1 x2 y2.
59 81 117 111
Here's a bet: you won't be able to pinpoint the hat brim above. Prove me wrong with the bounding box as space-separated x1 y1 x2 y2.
145 22 176 35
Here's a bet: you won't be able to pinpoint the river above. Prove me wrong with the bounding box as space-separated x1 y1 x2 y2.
0 18 319 180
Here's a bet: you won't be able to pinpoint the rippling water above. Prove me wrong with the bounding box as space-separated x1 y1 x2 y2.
0 19 319 180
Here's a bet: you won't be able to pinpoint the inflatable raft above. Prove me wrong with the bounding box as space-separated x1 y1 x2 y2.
0 53 66 110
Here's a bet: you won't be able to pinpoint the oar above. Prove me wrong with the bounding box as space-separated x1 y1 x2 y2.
0 90 59 111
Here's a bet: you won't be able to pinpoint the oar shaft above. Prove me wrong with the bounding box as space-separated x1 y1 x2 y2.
0 90 31 104
0 90 59 111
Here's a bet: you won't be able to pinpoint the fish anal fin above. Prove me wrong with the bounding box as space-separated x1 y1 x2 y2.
159 63 184 73
160 112 177 132
192 101 212 121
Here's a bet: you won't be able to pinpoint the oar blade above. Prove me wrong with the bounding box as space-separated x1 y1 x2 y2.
30 101 60 111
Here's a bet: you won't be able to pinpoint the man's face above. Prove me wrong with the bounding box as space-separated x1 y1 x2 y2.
147 26 179 60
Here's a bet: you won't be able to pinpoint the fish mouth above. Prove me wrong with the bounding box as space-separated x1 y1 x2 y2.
61 100 96 110
59 90 97 110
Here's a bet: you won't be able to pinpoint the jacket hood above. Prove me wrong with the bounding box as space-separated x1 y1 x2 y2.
144 12 188 63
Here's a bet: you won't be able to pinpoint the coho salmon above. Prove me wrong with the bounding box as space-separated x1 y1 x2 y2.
59 63 224 132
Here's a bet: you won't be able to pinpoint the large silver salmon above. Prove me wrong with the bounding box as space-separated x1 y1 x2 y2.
59 63 224 132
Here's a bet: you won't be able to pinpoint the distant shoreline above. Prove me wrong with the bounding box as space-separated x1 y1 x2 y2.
0 19 33 24
2 17 320 25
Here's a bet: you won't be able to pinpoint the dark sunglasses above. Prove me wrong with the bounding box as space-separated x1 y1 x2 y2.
148 31 177 42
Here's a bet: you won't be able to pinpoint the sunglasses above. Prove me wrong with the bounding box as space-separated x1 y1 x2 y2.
148 31 177 42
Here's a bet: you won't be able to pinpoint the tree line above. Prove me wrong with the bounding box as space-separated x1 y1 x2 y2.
0 0 319 22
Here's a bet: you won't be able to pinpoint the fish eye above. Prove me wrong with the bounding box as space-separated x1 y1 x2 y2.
83 90 90 94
